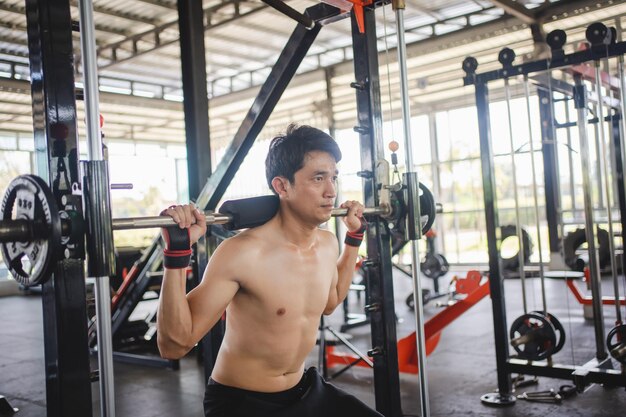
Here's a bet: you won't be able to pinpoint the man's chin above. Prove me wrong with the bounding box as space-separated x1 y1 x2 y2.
319 214 332 224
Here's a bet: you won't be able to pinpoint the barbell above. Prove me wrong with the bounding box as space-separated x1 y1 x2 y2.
1 174 437 287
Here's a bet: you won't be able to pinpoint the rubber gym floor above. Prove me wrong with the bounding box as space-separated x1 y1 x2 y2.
1 268 625 417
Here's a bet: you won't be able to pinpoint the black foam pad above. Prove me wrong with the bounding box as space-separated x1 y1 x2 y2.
219 195 280 230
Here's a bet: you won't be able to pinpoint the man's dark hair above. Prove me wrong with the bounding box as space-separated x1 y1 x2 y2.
265 124 342 194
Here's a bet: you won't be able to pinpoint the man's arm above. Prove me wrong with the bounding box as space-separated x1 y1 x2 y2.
324 200 365 314
324 243 360 315
156 204 239 359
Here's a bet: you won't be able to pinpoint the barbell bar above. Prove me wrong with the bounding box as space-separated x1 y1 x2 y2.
1 190 394 238
112 204 392 231
0 204 394 234
2 175 435 287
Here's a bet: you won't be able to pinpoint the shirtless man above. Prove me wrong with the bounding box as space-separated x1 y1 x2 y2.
157 125 383 417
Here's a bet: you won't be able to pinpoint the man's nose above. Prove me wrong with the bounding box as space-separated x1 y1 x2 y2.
324 178 337 198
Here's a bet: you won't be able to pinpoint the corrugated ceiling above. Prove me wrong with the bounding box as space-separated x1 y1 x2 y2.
0 0 623 149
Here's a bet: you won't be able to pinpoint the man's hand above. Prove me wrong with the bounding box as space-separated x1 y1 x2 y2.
339 200 365 233
161 204 207 246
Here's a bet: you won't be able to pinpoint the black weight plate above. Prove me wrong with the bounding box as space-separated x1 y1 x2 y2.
419 182 436 235
531 311 566 355
606 323 626 365
509 312 557 361
0 175 61 286
389 182 437 251
421 253 449 279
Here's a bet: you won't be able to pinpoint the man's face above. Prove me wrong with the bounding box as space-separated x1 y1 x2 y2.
284 150 338 225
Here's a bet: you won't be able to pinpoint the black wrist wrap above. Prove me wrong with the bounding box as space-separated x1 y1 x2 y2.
162 226 191 269
344 220 367 247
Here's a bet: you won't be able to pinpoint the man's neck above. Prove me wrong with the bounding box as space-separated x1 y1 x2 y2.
272 210 318 249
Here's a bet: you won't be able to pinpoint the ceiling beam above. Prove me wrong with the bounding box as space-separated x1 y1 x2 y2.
0 1 128 37
0 77 183 111
0 34 27 47
406 1 444 21
135 0 177 11
0 49 28 60
489 0 537 24
97 0 268 70
69 0 162 27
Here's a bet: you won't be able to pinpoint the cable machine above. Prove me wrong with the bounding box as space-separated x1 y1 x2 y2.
462 22 626 405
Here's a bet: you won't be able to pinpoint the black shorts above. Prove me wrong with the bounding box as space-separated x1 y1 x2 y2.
203 368 383 417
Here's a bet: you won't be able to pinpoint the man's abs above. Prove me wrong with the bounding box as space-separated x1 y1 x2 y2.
210 337 311 392
208 307 325 392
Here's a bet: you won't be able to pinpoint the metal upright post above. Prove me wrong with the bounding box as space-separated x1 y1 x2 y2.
393 1 430 415
77 0 116 416
475 80 515 406
537 88 562 258
572 76 607 360
612 110 626 283
24 0 93 416
351 7 403 417
616 56 626 304
177 0 221 379
177 0 212 200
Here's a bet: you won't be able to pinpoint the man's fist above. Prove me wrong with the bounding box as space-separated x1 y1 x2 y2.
161 203 207 247
160 204 207 269
339 200 365 233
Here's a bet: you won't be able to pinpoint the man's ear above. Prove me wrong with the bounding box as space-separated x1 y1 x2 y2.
271 176 290 197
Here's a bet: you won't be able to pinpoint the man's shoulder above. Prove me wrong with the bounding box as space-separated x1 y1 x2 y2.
317 228 336 241
317 228 339 252
219 229 262 249
216 227 273 255
207 232 266 277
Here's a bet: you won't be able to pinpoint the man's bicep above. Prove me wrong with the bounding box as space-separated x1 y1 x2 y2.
186 246 240 343
324 270 339 314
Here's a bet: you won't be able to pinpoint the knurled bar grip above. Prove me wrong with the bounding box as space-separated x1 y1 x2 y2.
111 212 233 230
111 205 390 230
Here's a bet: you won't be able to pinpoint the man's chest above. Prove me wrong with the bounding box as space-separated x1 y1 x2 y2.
237 251 337 316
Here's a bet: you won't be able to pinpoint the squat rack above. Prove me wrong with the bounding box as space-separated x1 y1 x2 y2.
22 1 415 416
